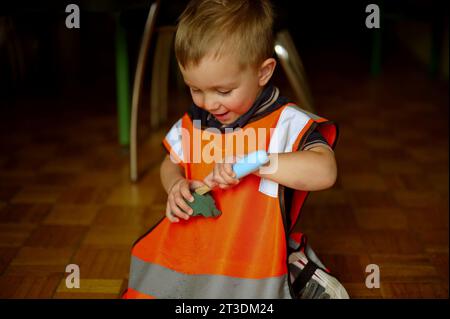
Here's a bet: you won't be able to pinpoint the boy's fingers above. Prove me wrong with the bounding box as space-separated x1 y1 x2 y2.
174 194 193 216
206 180 218 189
224 163 235 177
218 166 237 184
203 173 217 189
180 183 195 203
173 197 191 217
170 201 190 220
166 202 179 223
213 165 228 185
218 183 230 189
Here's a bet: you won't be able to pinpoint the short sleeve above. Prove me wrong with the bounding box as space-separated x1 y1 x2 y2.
162 118 185 167
301 129 332 151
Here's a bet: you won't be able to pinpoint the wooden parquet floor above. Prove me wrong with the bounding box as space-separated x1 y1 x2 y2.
0 49 448 299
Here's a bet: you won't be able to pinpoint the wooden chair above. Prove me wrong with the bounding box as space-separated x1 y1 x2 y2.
129 1 161 182
274 29 315 113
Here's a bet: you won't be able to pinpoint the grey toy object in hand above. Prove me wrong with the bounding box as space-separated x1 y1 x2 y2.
187 192 222 218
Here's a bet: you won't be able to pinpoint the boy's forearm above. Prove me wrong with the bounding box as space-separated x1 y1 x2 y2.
254 147 337 191
160 155 185 194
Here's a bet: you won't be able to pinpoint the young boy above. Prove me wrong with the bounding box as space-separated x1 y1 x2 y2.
123 0 348 299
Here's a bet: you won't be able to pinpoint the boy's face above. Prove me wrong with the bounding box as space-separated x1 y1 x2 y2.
179 54 275 125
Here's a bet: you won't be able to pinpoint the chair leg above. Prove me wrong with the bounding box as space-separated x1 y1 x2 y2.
370 28 382 77
115 14 131 147
150 26 176 129
130 2 159 182
283 32 314 106
275 30 315 113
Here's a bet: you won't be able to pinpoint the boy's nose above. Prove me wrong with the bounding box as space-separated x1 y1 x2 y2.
203 96 219 113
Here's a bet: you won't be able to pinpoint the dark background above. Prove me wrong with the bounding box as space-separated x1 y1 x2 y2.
1 0 447 106
0 0 448 300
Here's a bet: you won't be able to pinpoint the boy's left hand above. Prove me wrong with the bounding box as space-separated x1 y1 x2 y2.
203 159 240 190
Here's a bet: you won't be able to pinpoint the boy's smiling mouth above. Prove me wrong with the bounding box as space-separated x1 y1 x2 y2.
212 111 230 120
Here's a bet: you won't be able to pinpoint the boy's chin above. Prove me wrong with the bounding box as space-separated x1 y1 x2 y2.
217 114 240 125
218 119 235 125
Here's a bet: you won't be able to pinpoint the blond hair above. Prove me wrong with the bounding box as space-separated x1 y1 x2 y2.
175 0 274 69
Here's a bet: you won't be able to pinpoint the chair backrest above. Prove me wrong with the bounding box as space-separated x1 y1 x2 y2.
275 30 315 113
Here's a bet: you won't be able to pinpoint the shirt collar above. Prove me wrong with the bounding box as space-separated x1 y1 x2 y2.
189 84 288 131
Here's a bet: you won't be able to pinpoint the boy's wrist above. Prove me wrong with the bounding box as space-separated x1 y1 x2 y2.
253 153 274 177
167 177 184 193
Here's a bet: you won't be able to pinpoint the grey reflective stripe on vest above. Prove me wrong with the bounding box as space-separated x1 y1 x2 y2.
129 256 292 299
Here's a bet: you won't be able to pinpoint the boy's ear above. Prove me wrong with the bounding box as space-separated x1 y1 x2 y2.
258 58 277 86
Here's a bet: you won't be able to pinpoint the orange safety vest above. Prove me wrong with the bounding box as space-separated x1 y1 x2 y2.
123 103 337 299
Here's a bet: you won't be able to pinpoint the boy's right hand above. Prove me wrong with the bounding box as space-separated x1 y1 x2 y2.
165 178 205 223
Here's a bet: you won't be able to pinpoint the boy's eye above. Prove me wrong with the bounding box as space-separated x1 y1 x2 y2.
190 88 201 93
217 90 231 95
